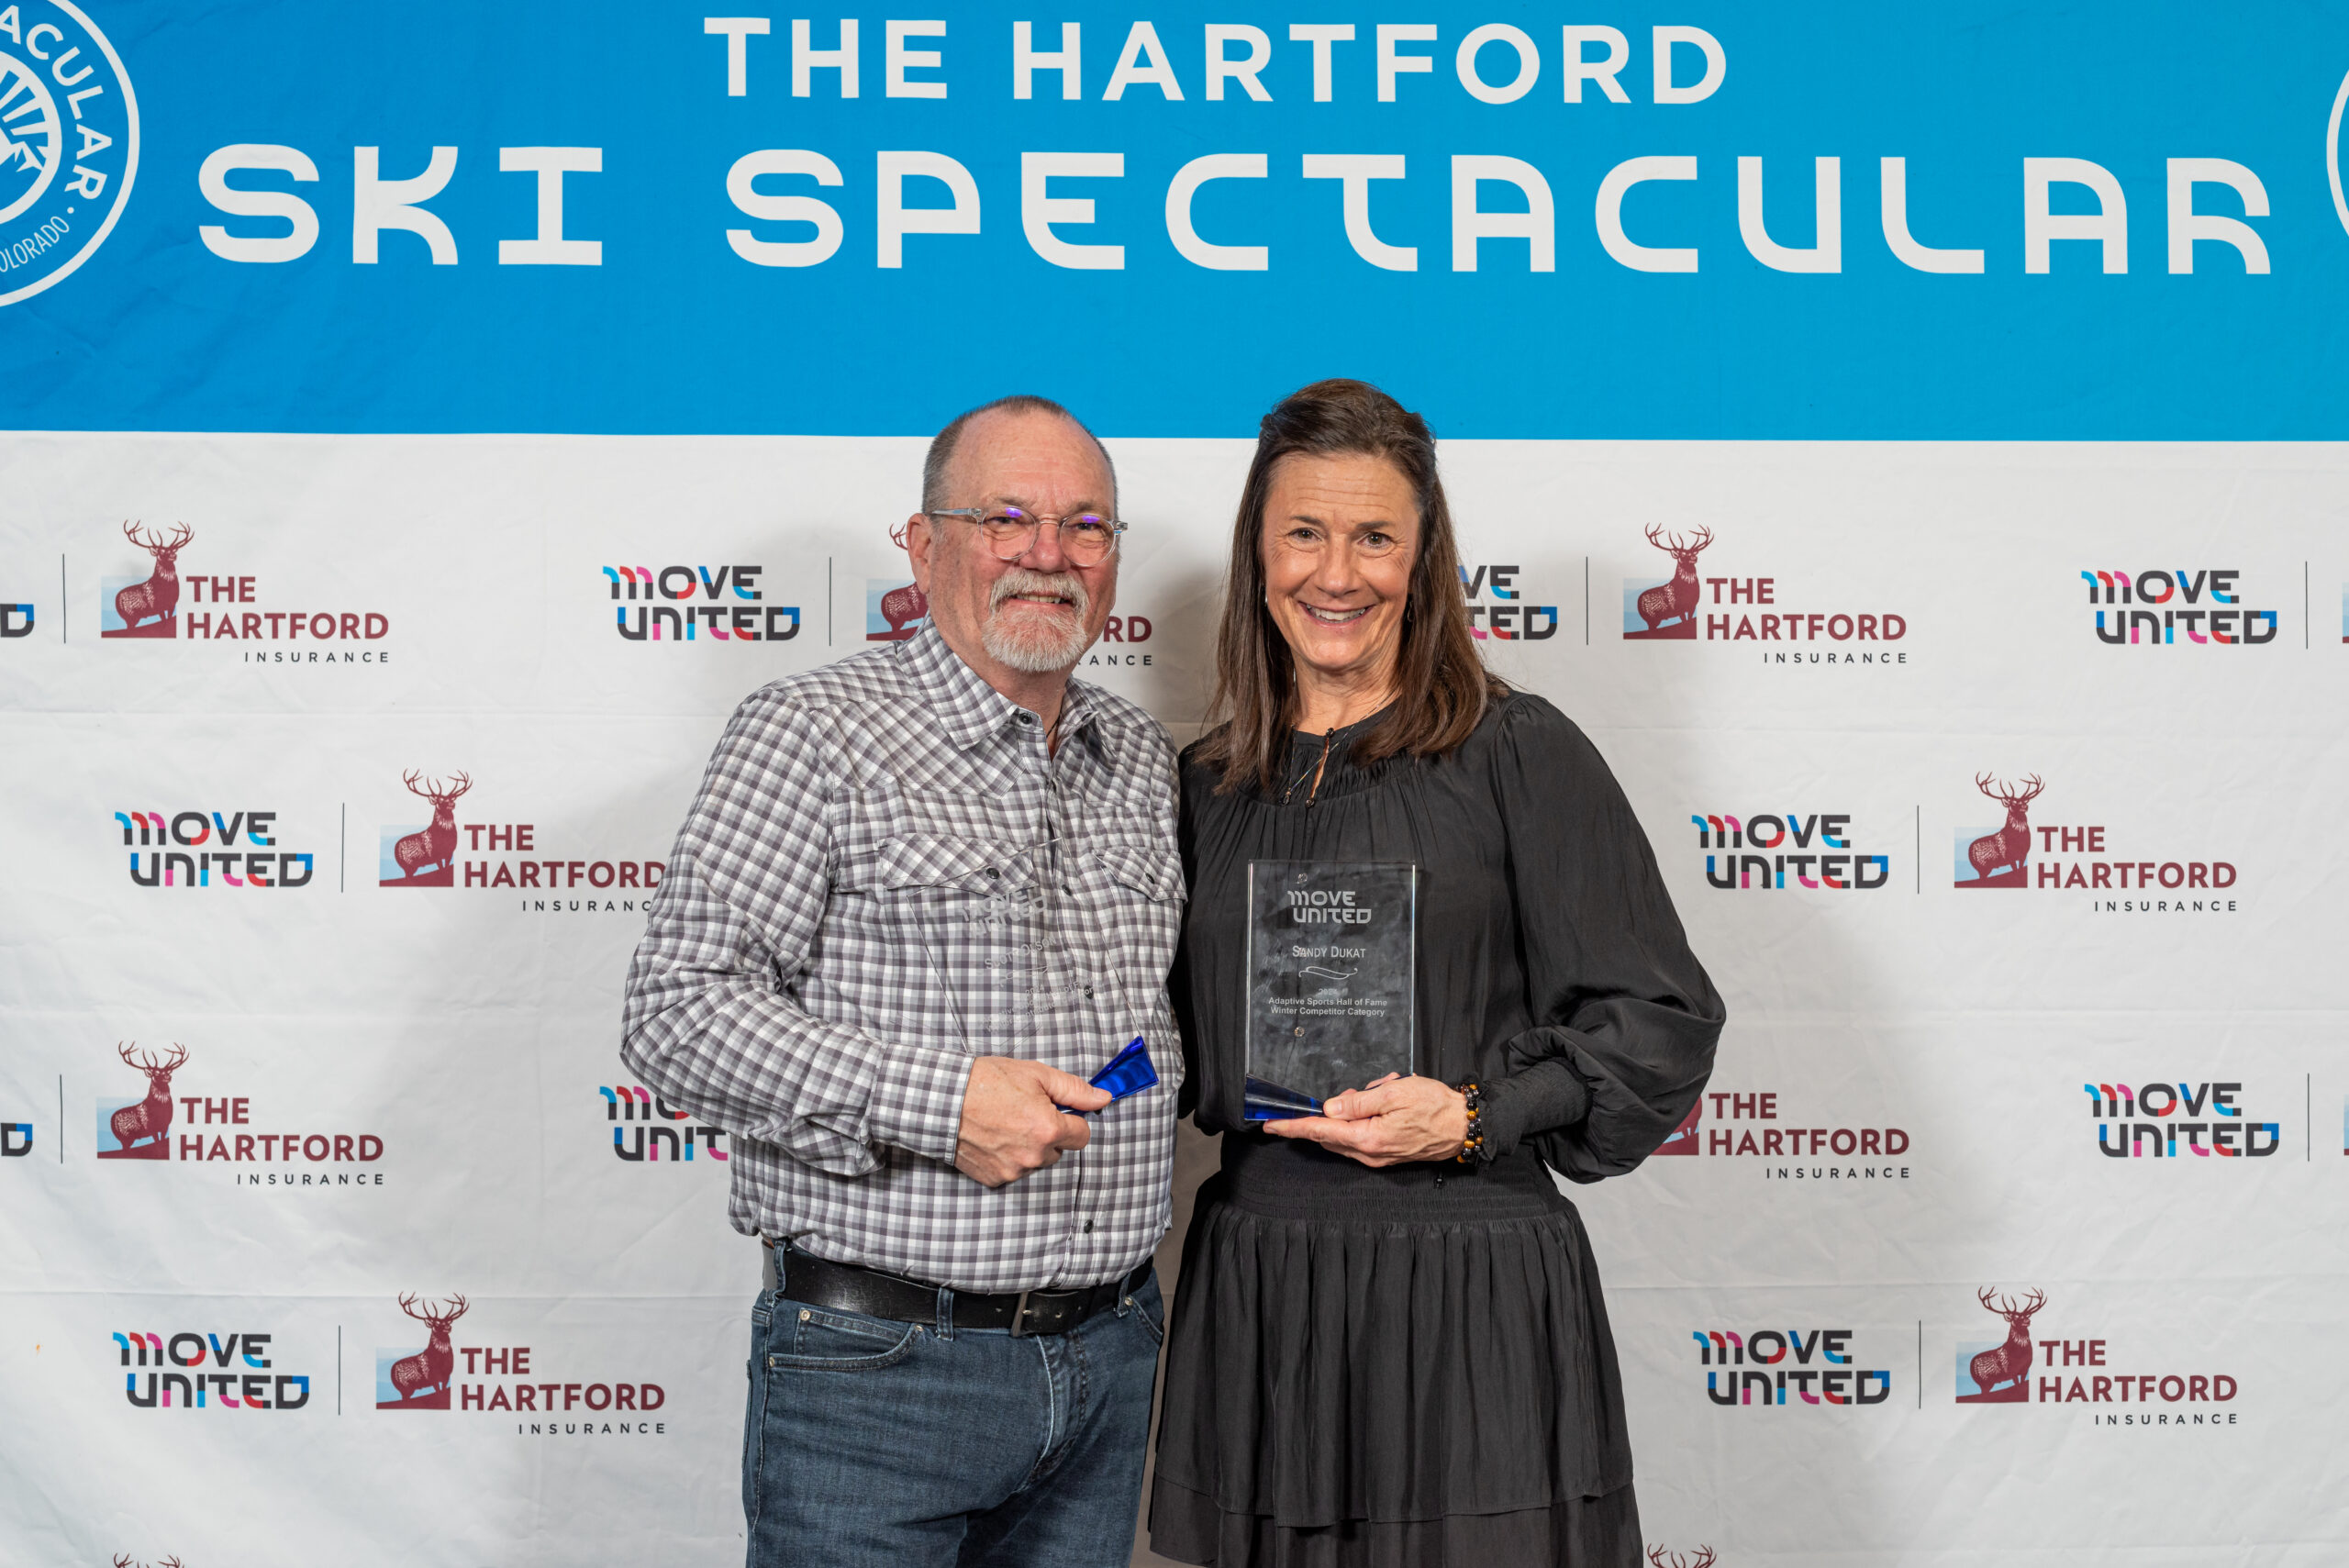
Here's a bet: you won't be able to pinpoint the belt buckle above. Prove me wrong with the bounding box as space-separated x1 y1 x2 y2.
1008 1289 1036 1338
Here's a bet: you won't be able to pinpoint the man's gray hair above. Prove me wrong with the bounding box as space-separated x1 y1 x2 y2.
920 395 1118 513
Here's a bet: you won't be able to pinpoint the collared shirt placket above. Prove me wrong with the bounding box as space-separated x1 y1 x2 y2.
1007 700 1101 1283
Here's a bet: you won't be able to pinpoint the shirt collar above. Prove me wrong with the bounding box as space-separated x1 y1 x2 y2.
897 620 1107 756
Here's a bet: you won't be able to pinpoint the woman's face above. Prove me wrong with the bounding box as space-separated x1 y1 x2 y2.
1259 451 1420 696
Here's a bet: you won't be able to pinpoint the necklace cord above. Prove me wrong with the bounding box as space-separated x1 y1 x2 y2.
1281 725 1342 806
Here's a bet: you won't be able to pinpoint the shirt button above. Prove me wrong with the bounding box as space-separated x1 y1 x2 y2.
1083 1219 1095 1234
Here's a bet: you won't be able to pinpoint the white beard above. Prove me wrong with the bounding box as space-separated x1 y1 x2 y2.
981 566 1095 673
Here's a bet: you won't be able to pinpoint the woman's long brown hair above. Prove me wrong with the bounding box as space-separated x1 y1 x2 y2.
1196 379 1505 795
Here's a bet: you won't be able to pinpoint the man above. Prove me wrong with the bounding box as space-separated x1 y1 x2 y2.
622 395 1183 1568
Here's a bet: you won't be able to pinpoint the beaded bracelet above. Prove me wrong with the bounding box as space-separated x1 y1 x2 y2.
1455 1082 1487 1164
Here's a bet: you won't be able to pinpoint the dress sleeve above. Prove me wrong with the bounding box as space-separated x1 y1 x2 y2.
1482 695 1725 1182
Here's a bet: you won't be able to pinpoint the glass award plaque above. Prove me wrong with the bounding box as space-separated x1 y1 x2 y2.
1243 861 1418 1120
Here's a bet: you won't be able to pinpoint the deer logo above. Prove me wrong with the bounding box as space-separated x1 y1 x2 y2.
868 581 929 641
1651 1098 1700 1157
1959 1286 2045 1403
114 1556 184 1567
380 1294 468 1409
1628 525 1712 639
384 772 471 887
105 522 193 638
98 1043 186 1161
1960 773 2043 889
1648 1550 1717 1568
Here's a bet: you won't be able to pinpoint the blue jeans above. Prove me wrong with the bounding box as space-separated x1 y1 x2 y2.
742 1265 1163 1568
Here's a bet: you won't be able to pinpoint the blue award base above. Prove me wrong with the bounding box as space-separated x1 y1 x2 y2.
1060 1035 1160 1115
1242 1074 1323 1122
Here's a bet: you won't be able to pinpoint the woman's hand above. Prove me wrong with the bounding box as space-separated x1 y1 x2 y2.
1262 1073 1469 1167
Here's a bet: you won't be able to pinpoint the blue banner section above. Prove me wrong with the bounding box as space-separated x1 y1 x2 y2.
6 1 2349 436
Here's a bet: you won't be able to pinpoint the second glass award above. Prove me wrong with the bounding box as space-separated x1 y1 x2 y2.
1243 860 1418 1120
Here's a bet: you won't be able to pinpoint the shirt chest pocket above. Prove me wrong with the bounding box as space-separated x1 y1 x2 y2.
1078 841 1187 966
1077 842 1186 1059
833 834 1040 929
1089 841 1185 906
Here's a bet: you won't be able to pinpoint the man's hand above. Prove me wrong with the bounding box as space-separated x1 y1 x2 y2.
1262 1073 1468 1167
954 1057 1111 1187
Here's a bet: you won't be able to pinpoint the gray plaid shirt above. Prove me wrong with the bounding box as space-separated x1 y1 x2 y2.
621 624 1185 1293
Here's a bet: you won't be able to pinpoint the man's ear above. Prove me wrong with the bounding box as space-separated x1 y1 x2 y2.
903 514 935 594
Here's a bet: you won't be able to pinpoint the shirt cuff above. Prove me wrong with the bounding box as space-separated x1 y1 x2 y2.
1479 1063 1590 1161
867 1041 975 1162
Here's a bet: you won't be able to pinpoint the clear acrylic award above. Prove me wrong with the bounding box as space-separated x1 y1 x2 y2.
1243 861 1418 1120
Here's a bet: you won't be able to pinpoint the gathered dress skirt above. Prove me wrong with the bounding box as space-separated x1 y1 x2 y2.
1149 1136 1643 1568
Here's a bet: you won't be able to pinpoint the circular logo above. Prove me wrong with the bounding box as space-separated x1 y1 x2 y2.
0 0 136 307
2330 67 2349 240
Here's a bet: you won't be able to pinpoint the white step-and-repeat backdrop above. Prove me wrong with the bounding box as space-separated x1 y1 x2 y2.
3 4 2346 1565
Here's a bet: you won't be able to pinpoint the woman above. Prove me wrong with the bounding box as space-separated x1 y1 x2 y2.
1150 380 1725 1567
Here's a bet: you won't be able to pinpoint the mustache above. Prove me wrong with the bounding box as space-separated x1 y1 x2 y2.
988 566 1090 619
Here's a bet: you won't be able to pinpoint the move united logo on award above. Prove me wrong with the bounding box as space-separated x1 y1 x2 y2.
1953 1287 2242 1427
373 1294 670 1436
91 1041 389 1184
1620 525 1909 665
376 769 665 913
0 593 30 638
1648 1088 1911 1183
0 1111 30 1158
602 560 800 643
1244 861 1416 1120
95 522 395 663
1951 773 2242 911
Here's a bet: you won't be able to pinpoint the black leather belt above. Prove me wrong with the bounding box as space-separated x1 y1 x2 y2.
769 1241 1151 1339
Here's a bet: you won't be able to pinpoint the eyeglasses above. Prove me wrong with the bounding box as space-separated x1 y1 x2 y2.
926 507 1126 565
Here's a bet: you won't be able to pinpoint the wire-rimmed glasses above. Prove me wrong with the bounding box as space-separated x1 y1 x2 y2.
925 506 1127 565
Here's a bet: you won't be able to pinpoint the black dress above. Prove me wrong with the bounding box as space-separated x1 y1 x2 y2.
1149 692 1726 1568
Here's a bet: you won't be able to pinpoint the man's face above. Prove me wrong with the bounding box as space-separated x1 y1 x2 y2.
907 409 1119 681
